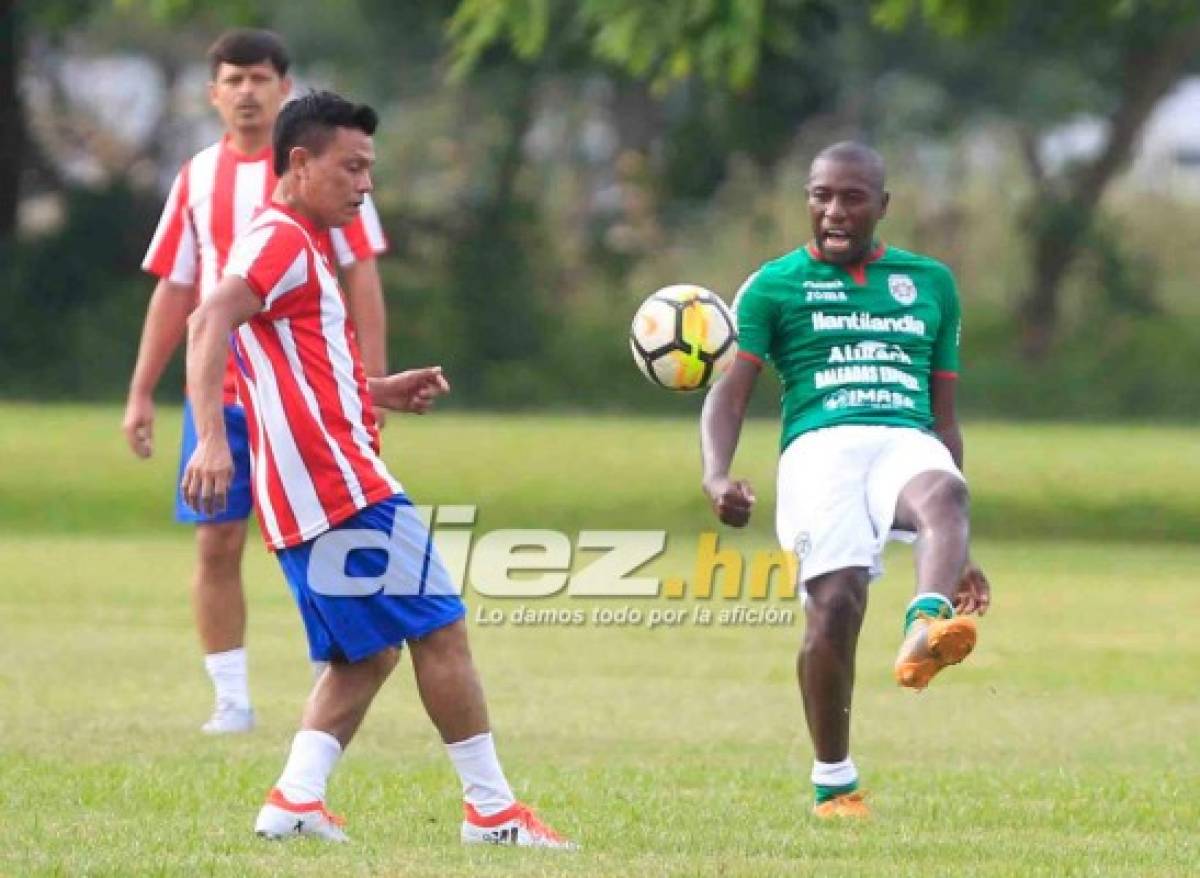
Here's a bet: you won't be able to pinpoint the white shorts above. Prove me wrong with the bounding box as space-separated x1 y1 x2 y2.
775 425 963 584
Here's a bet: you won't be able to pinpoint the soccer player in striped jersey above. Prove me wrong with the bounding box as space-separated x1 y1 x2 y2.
701 142 991 818
181 91 573 849
122 30 388 735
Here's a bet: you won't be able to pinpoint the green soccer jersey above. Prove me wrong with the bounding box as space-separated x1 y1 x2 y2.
735 242 961 451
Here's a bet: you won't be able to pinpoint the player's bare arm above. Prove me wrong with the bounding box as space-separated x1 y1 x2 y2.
181 277 261 516
700 356 760 527
123 279 196 458
341 258 387 378
930 372 990 615
368 366 450 414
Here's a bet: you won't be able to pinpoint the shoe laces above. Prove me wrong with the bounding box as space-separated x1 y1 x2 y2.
511 803 566 843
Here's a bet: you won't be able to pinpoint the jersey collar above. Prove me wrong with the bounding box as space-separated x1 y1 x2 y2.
268 199 325 239
805 240 887 286
221 133 272 164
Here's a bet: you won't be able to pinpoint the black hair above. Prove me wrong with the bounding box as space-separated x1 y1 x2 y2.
207 29 290 78
812 141 887 192
273 91 379 177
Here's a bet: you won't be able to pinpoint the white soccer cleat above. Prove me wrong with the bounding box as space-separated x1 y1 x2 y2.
201 702 255 735
254 788 349 843
461 801 576 850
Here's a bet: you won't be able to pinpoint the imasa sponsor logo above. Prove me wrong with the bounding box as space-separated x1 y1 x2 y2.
822 388 917 411
811 312 926 335
827 341 912 365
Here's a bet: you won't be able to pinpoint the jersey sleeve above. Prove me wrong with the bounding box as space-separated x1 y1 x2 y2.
141 163 197 286
930 265 961 376
328 193 388 267
732 270 774 365
225 222 309 316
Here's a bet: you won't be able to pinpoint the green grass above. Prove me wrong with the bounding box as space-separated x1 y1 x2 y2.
3 403 1200 540
1 405 1198 875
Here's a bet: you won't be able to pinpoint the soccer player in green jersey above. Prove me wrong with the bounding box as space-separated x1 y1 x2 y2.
700 142 992 818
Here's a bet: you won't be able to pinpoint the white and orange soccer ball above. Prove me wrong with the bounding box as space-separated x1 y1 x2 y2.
630 284 738 392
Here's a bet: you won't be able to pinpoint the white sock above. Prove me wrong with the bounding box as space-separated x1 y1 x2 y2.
275 730 342 803
811 757 858 788
446 732 515 816
204 647 250 710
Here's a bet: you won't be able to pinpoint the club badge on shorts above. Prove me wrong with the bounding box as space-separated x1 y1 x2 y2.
888 274 917 306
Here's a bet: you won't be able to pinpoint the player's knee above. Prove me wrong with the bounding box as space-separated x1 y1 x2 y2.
804 575 868 632
196 522 246 569
927 474 969 522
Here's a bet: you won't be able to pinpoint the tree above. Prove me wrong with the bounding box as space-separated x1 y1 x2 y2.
860 0 1200 355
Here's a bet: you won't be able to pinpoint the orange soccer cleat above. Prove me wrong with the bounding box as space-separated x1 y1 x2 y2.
813 790 871 819
894 614 977 690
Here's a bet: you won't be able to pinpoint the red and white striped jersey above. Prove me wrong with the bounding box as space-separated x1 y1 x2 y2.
142 135 388 403
225 203 401 550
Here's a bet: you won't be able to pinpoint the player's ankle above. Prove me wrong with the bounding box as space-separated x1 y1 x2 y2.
811 756 859 803
904 592 954 634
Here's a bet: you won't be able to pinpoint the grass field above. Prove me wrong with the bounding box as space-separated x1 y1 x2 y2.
1 405 1198 876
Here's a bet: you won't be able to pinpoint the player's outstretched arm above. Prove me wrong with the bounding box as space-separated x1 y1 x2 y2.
123 279 196 459
180 277 260 516
700 356 760 527
368 366 450 414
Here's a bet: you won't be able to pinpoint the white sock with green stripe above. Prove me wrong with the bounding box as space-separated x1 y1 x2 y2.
904 592 954 634
812 757 858 804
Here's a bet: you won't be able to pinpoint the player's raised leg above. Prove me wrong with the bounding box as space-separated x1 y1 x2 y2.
407 620 575 849
892 470 977 690
801 567 873 818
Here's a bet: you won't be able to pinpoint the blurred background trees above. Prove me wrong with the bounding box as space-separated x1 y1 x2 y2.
2 0 1199 415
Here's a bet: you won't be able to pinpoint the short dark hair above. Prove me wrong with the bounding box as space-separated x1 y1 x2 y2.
812 141 886 192
273 91 379 177
207 29 290 78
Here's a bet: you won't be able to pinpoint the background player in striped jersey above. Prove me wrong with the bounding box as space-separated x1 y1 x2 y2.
180 91 573 848
122 30 389 735
701 142 991 818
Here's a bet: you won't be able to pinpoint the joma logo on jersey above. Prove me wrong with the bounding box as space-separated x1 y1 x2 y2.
827 341 912 365
803 281 848 303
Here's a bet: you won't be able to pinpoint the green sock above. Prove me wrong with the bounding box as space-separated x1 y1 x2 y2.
904 592 954 635
814 780 859 804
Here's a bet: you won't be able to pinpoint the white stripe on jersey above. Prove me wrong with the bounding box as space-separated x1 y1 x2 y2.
234 160 268 240
236 321 329 538
275 318 369 508
142 171 198 284
188 145 222 299
311 255 398 489
243 381 284 548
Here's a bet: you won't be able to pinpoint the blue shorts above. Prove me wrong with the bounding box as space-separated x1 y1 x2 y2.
175 400 254 523
276 494 467 663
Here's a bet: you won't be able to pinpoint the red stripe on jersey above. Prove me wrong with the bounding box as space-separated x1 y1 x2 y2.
737 350 764 367
143 161 191 278
337 215 372 262
210 147 241 404
260 425 302 549
210 146 237 275
248 317 357 521
294 310 384 498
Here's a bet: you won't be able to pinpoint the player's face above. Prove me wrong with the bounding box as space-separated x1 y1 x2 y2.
806 158 889 264
296 127 375 228
209 62 291 136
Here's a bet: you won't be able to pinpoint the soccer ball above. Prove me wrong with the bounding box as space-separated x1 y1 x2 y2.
630 284 738 391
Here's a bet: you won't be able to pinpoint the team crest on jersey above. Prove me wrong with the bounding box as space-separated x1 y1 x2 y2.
888 274 917 306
